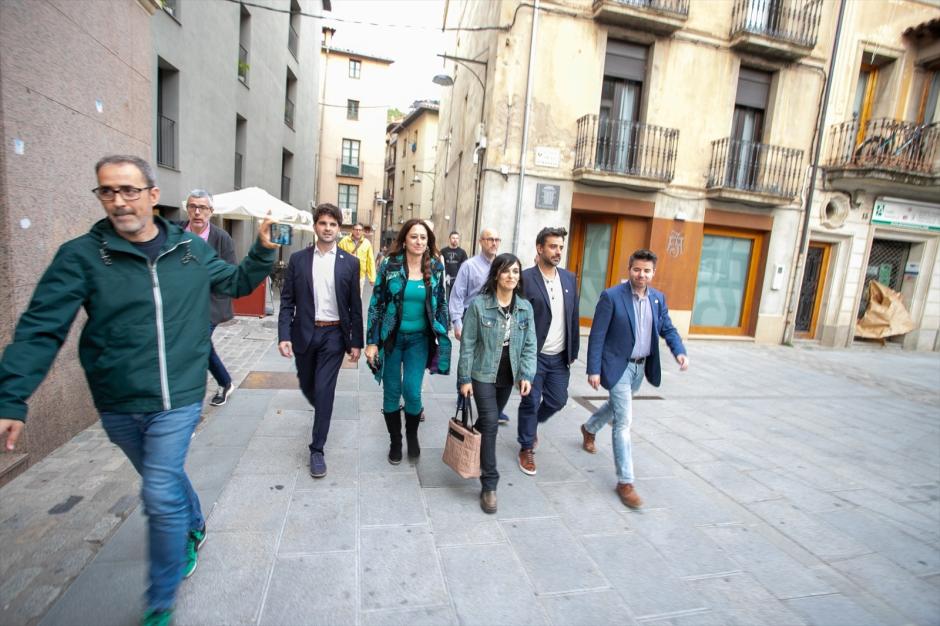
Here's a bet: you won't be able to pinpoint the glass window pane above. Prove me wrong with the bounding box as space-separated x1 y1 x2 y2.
577 223 612 319
691 234 754 328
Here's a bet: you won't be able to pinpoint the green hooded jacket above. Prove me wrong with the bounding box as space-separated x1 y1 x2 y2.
0 216 275 420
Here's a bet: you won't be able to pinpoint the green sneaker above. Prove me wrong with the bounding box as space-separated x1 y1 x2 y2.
183 525 205 579
142 608 173 626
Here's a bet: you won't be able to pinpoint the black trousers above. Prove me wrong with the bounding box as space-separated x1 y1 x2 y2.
295 326 346 453
471 380 512 492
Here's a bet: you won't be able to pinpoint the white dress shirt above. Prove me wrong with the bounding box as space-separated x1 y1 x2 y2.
312 244 340 322
541 269 566 355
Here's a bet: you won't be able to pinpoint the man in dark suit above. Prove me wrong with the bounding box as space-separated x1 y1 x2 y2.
182 189 237 406
581 249 689 509
516 227 579 476
278 203 363 478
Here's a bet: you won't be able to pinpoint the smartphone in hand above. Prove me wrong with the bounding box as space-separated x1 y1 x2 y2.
269 223 293 246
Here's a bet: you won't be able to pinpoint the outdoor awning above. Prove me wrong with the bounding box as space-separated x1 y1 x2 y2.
209 187 314 232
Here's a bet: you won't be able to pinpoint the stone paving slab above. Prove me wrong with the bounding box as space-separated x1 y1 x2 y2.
5 305 939 626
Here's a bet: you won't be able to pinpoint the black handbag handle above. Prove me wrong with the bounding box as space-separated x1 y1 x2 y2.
454 395 475 429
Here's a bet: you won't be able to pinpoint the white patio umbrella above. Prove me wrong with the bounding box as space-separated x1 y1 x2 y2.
209 187 314 231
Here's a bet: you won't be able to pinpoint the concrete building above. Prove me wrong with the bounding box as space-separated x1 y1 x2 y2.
434 0 940 350
381 120 402 249
153 0 329 256
388 102 440 234
318 30 392 232
0 0 162 483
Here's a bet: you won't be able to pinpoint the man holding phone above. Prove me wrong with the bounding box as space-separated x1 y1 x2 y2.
182 189 238 407
278 203 363 479
0 155 278 626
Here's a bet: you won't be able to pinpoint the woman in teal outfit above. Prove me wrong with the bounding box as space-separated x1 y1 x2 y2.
365 219 451 464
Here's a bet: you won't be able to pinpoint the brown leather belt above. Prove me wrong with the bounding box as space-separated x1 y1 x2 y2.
314 320 341 328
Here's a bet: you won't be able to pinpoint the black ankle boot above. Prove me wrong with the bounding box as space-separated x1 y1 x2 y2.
383 409 403 465
404 411 422 458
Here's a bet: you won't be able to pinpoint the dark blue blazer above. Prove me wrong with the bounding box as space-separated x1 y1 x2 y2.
586 283 686 389
278 246 364 353
521 266 580 363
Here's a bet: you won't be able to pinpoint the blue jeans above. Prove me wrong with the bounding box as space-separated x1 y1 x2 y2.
208 324 232 387
100 402 205 612
584 362 644 484
517 351 569 449
471 380 512 492
382 331 429 414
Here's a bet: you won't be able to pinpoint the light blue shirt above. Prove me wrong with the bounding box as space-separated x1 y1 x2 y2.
448 254 492 332
629 283 652 359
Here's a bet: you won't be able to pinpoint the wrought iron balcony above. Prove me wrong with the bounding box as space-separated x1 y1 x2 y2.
729 0 821 60
592 0 689 34
385 154 396 171
706 138 803 204
157 115 176 169
574 114 678 190
337 158 364 178
827 118 940 178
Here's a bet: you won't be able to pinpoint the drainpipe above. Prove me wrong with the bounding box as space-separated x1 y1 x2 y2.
782 0 847 345
315 27 336 205
511 0 540 255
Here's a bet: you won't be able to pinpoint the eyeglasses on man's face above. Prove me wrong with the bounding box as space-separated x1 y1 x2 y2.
92 185 154 201
186 203 212 213
481 237 501 243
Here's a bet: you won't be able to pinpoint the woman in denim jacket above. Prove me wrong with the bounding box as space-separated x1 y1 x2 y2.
458 253 537 513
366 219 451 464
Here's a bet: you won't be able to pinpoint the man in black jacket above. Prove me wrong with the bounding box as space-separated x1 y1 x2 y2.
278 203 363 479
182 190 238 406
516 227 580 476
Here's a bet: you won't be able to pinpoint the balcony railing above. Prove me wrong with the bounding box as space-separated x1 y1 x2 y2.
284 96 295 129
337 158 363 178
574 114 678 182
826 118 940 176
234 152 243 189
238 45 249 84
707 138 803 198
731 0 822 48
157 115 176 168
281 175 291 203
612 0 688 17
385 154 396 170
288 25 299 59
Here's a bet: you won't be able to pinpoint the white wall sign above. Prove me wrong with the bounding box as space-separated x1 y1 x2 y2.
534 146 561 168
872 198 940 232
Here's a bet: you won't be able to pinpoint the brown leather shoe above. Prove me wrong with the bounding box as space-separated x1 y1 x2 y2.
580 424 596 454
480 490 497 514
616 483 643 509
518 449 536 476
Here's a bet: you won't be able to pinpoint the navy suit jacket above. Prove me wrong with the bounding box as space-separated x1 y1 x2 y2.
521 266 580 363
277 246 364 353
586 283 685 389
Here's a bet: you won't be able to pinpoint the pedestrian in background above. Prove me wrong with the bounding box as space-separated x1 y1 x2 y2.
337 222 376 294
278 203 363 480
457 253 537 514
365 219 451 464
581 249 689 509
181 189 238 407
441 230 468 300
0 155 277 626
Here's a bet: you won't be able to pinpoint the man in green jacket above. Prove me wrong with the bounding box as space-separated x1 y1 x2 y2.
0 155 278 626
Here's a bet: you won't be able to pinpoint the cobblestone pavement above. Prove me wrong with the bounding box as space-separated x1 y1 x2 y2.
2 294 939 625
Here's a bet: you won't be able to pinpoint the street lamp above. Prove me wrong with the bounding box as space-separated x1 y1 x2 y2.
433 53 488 247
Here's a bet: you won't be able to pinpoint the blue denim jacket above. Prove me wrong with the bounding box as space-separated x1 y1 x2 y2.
457 293 537 385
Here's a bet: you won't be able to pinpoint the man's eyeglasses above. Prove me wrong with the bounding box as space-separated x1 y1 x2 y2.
186 204 212 213
92 186 153 201
481 237 501 243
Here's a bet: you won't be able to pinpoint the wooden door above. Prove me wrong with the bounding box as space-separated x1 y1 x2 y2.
795 241 831 338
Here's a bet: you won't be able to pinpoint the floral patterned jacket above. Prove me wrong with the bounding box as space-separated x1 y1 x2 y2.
366 253 451 381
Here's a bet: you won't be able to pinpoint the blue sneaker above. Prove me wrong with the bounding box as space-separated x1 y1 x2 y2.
498 412 510 425
309 451 327 478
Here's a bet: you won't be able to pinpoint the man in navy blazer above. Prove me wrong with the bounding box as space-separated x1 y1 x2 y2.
516 227 579 476
278 203 363 479
581 249 689 509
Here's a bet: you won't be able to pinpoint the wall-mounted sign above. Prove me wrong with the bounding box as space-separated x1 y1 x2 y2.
872 198 940 232
535 183 560 211
534 146 561 168
666 230 684 257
